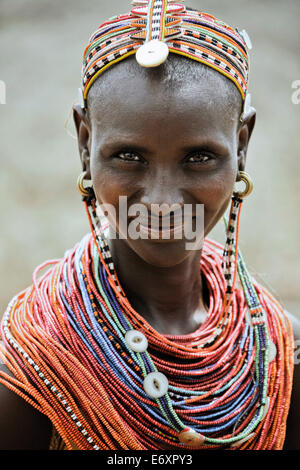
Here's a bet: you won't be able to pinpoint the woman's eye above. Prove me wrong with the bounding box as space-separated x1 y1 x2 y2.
186 153 212 164
117 152 141 162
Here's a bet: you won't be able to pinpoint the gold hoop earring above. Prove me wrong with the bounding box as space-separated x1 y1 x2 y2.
77 171 91 198
233 171 253 198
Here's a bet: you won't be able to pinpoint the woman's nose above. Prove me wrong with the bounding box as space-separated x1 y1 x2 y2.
139 170 185 215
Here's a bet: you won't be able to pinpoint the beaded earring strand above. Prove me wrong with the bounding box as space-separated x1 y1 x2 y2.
221 172 253 335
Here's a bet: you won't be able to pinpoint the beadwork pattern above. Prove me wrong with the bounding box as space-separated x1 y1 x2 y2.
81 0 250 108
0 4 293 447
0 193 294 450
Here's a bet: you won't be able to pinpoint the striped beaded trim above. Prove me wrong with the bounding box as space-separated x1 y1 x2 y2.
87 199 122 293
130 0 184 42
80 0 250 108
2 300 101 451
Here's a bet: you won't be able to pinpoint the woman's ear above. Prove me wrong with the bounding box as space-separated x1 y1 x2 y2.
73 103 92 179
237 107 256 177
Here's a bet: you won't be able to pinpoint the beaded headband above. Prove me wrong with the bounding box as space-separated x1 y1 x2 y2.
79 0 252 114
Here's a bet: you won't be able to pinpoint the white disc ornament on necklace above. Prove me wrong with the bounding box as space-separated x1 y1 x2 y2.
143 371 168 398
178 428 205 447
125 330 148 353
136 40 169 68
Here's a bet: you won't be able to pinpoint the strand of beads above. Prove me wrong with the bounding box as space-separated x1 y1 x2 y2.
83 197 262 447
59 196 292 450
85 207 268 448
0 209 294 449
91 240 261 447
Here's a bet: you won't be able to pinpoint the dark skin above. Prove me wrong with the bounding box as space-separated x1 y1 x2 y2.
0 58 299 449
79 59 251 335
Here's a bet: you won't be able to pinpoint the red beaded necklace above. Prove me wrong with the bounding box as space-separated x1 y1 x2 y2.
0 195 294 449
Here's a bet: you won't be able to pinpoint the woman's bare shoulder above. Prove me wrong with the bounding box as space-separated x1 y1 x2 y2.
0 362 52 450
283 310 300 450
284 310 300 340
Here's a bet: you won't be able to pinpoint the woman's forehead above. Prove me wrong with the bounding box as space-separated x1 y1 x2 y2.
88 57 241 133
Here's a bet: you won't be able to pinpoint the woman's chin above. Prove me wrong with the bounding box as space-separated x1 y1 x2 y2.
125 237 202 268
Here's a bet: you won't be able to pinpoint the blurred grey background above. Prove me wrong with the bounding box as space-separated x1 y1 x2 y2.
0 0 299 317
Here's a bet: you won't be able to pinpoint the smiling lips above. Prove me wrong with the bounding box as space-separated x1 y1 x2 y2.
139 214 182 228
129 213 193 239
138 222 184 239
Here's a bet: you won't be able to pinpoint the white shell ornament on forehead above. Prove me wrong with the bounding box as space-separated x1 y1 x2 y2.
132 0 184 68
136 40 169 67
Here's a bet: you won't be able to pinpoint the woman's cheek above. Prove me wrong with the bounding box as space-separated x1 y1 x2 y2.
92 167 132 211
196 168 236 206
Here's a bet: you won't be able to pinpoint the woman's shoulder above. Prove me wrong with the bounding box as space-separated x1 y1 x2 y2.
0 361 52 450
284 310 300 341
0 235 93 450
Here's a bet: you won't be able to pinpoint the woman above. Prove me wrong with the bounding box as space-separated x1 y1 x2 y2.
0 1 299 450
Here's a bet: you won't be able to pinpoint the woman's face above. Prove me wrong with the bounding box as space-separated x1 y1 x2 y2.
75 60 254 268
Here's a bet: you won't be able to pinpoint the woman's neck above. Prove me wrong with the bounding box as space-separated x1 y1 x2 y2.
108 238 209 335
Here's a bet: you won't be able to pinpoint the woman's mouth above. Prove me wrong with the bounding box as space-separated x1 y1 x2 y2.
126 213 196 242
138 221 185 239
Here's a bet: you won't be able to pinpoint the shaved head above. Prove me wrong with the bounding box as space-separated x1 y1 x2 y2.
87 54 243 125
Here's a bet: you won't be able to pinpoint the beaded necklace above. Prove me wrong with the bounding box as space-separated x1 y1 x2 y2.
0 1 293 450
0 196 294 450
